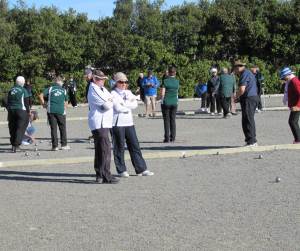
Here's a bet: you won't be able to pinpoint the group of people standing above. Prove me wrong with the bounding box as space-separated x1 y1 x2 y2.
5 61 300 184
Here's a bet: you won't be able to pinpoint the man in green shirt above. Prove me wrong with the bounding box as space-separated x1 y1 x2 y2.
161 66 179 143
218 67 236 118
7 76 31 152
39 76 69 151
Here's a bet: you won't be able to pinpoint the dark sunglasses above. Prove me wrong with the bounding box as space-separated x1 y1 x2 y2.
117 81 128 84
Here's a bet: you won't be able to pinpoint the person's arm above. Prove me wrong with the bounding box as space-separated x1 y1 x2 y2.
112 93 130 113
123 91 138 110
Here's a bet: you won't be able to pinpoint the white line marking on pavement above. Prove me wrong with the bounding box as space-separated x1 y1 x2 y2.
0 144 299 168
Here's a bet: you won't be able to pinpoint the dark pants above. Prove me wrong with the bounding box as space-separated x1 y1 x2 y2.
240 96 258 144
92 128 113 181
69 91 77 107
112 126 147 174
161 104 177 142
257 94 263 110
220 96 231 116
209 94 222 113
8 109 29 147
288 111 300 142
200 93 209 108
47 113 67 147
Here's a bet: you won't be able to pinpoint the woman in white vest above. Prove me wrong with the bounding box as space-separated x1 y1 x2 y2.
88 69 120 184
111 72 154 178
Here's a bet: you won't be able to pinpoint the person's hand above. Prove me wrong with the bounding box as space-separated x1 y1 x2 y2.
234 97 240 103
291 106 300 111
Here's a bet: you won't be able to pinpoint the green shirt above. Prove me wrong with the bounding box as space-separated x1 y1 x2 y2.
43 84 68 115
7 84 30 110
162 76 179 105
219 74 236 97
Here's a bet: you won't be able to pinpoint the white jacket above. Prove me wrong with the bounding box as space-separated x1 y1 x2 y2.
88 83 114 130
111 89 138 127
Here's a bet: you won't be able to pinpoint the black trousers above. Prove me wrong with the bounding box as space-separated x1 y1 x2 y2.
240 96 258 144
69 91 77 107
257 94 263 110
112 126 147 174
8 109 29 147
47 113 67 147
288 111 300 142
92 128 113 181
200 93 209 108
209 94 222 113
161 104 177 142
220 96 231 116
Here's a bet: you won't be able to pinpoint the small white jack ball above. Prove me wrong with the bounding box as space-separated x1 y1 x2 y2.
275 177 281 183
35 148 38 152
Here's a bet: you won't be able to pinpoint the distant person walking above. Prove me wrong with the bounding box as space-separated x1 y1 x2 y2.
39 76 70 151
111 72 154 178
142 69 160 117
161 66 179 143
280 67 300 143
7 76 31 153
68 77 78 107
234 60 259 146
88 69 119 184
218 67 236 118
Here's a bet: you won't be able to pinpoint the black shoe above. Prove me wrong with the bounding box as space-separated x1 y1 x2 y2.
95 176 103 184
104 176 120 184
231 112 238 116
11 146 21 153
163 139 170 143
170 139 175 143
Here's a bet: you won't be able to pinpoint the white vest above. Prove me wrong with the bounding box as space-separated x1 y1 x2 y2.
88 83 113 130
111 89 138 127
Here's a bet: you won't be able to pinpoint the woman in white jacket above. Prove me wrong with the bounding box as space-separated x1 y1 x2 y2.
111 72 154 178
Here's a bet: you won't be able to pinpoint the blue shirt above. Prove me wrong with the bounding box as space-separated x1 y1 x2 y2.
239 69 258 98
142 76 160 96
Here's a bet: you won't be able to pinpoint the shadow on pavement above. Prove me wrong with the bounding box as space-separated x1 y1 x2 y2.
140 145 237 151
0 170 96 184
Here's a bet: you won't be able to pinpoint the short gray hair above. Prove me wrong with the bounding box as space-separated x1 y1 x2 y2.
221 67 228 74
16 76 25 86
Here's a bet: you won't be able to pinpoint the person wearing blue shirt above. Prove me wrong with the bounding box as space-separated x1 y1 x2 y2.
195 80 209 112
142 69 160 117
234 60 259 146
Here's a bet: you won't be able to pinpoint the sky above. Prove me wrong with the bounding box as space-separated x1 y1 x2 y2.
8 0 197 20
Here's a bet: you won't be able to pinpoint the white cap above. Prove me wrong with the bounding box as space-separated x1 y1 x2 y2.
210 68 218 74
16 76 25 86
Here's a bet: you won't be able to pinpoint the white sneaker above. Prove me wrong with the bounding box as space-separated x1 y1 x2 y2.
60 145 71 150
210 112 215 116
245 143 258 147
22 140 30 146
119 171 130 178
138 170 154 176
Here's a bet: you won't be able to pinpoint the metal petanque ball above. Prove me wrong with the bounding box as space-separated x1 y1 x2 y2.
216 151 220 155
258 154 263 159
35 143 38 146
36 152 40 156
40 140 43 143
25 152 29 157
275 177 281 183
181 151 186 158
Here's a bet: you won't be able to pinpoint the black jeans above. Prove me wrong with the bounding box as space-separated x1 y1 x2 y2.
161 104 177 142
112 126 147 174
8 109 29 147
92 128 113 181
220 96 231 116
47 113 67 147
288 111 300 142
240 96 258 144
209 94 222 113
69 91 77 107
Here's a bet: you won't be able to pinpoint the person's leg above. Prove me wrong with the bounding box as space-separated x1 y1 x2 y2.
56 114 67 147
216 95 222 114
93 128 113 182
145 96 151 116
161 104 170 142
243 97 258 144
231 93 237 114
73 91 78 107
288 111 300 142
257 94 262 110
223 97 231 116
125 126 147 174
112 126 127 174
15 110 29 147
169 105 177 142
240 100 249 143
151 96 156 116
209 94 215 113
219 96 227 116
8 110 17 146
47 113 58 148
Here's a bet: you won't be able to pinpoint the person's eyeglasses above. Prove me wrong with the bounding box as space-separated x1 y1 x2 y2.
118 81 128 84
